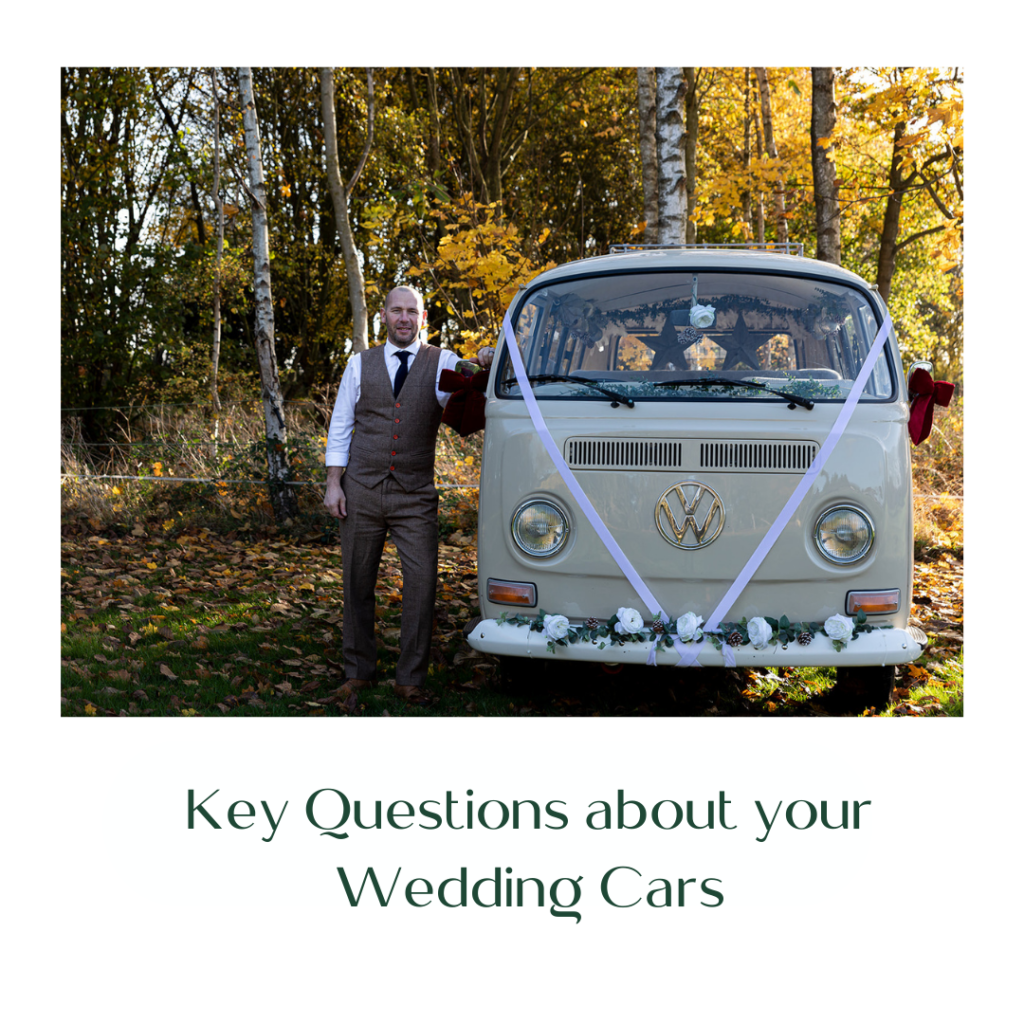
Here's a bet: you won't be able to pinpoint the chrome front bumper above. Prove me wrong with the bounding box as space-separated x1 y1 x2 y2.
466 619 927 667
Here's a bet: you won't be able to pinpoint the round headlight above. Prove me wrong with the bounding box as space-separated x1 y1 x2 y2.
511 501 569 556
814 506 874 564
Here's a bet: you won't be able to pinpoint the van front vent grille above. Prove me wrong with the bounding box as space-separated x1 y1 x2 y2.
563 437 819 472
565 439 687 470
699 441 819 471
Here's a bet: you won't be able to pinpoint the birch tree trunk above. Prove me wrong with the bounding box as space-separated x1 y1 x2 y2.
238 66 298 522
637 67 659 243
320 67 374 354
742 68 753 238
655 67 688 245
210 68 224 447
683 67 699 244
754 67 787 245
811 67 841 264
752 73 766 244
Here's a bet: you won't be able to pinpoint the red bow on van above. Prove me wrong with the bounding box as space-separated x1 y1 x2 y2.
907 367 954 445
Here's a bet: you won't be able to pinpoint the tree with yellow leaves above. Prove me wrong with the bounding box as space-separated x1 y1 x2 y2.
407 194 555 356
857 67 962 303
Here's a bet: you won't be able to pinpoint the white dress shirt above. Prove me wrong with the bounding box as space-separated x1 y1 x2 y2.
325 340 462 468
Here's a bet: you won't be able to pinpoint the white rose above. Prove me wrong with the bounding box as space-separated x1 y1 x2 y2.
543 614 571 641
747 616 773 649
690 303 716 329
614 607 645 635
824 614 855 643
675 612 704 643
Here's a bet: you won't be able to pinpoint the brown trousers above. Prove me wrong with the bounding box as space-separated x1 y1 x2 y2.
339 474 438 688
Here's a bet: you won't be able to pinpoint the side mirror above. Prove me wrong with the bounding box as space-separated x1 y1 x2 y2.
906 359 932 395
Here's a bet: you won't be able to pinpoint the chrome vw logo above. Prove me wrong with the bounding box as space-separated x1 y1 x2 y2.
655 481 725 549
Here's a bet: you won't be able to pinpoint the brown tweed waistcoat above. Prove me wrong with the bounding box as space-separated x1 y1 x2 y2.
346 343 444 491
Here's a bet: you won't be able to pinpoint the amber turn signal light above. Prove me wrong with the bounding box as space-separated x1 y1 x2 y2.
487 579 537 606
846 589 900 615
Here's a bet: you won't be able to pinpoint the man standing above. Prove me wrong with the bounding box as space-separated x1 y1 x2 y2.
324 286 493 702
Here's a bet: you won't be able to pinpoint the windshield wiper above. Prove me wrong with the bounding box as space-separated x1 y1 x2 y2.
651 377 814 410
508 374 635 408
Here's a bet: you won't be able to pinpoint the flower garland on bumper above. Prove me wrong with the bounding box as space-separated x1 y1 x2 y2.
497 607 889 656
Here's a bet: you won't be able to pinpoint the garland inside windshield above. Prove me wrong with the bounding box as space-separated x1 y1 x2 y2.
497 268 894 403
500 374 844 402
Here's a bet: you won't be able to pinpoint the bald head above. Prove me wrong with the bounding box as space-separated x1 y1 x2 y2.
381 286 427 348
384 285 424 309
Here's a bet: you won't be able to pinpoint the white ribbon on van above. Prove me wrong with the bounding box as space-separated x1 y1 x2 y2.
500 311 892 668
501 314 677 665
701 316 893 636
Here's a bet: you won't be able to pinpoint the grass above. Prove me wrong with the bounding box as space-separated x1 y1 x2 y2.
61 490 491 718
880 651 964 718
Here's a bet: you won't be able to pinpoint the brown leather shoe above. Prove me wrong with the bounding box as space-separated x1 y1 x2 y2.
393 683 430 703
337 678 373 698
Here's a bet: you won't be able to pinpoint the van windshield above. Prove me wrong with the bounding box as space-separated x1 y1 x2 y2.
500 270 894 402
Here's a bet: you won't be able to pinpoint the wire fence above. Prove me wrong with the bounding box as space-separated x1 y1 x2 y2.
60 398 483 500
60 399 322 412
59 473 477 490
60 474 323 487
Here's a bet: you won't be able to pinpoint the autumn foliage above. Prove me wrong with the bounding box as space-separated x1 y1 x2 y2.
407 194 556 356
62 66 963 433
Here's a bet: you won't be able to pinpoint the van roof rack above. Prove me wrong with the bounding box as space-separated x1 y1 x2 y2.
608 241 805 258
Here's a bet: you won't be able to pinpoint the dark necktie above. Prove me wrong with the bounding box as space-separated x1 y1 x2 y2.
393 350 410 397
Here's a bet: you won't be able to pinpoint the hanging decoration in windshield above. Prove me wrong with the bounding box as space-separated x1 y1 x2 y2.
507 271 893 401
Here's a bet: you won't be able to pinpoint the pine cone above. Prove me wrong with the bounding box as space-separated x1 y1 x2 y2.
797 631 813 646
651 619 666 635
584 617 601 630
727 631 744 647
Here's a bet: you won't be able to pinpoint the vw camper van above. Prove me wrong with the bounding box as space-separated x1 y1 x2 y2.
466 244 929 709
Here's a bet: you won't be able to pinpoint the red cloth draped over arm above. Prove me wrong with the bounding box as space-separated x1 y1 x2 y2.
439 368 490 436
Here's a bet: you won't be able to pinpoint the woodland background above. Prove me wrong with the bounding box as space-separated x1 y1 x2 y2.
62 67 962 421
60 67 963 717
